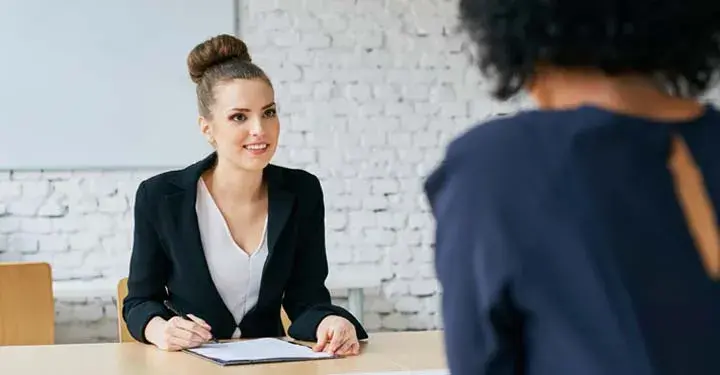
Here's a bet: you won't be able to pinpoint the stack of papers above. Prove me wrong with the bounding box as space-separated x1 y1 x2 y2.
186 338 334 366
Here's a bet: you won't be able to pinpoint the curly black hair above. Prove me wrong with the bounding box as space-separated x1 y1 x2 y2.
458 0 720 100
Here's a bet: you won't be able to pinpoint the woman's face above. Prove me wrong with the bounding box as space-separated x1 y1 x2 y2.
200 78 279 172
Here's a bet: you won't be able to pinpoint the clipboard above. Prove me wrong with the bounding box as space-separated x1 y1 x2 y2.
183 338 338 366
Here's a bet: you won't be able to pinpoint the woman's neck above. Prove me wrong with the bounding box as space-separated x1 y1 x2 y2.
205 159 265 203
528 68 704 121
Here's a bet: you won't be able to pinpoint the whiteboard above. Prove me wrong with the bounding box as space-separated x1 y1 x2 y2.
0 0 234 169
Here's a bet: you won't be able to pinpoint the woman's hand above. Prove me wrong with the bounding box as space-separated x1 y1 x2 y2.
312 315 360 356
145 315 214 351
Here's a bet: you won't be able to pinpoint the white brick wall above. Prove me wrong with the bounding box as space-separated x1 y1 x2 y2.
4 0 516 343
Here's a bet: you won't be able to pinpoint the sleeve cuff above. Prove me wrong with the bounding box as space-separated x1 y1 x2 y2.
288 304 369 341
126 301 173 344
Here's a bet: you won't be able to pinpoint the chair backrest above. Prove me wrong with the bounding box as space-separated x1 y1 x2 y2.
280 305 291 335
116 277 292 341
116 277 135 343
0 262 55 345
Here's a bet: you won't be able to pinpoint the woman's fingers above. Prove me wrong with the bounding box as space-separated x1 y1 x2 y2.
167 317 211 343
314 317 360 356
167 334 203 350
172 316 213 341
351 342 360 355
154 316 210 351
335 340 356 356
187 314 212 330
313 329 331 352
326 328 348 354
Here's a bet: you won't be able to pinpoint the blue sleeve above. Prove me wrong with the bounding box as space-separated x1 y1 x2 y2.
424 145 525 375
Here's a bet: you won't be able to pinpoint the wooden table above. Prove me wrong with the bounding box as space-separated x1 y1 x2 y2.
0 331 446 375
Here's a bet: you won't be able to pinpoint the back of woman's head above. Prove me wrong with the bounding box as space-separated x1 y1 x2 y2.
459 0 720 100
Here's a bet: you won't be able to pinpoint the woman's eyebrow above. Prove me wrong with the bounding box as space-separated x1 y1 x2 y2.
227 102 276 113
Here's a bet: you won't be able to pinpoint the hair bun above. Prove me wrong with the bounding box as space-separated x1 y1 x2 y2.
187 34 251 84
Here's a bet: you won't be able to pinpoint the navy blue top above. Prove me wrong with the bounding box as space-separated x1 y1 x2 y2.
424 104 720 375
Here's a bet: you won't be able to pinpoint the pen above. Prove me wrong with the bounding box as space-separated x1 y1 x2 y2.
163 300 220 343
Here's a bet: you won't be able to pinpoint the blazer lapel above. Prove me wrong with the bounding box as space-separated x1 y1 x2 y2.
267 184 294 255
161 189 219 293
159 156 296 337
245 165 295 326
159 153 238 337
161 154 218 296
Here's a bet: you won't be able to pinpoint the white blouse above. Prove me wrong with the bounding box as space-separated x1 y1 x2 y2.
195 178 269 339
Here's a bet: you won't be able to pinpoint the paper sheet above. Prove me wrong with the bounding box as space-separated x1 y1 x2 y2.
187 338 333 362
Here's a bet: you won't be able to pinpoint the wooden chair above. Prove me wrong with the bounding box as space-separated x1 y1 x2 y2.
280 304 291 335
116 277 135 343
0 262 55 345
116 277 292 342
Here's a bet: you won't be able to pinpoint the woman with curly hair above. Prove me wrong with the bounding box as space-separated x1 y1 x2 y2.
425 0 720 374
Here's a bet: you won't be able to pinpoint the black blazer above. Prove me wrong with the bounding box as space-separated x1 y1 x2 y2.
122 153 368 343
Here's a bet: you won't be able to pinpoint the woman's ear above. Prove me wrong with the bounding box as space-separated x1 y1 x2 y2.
198 116 216 146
